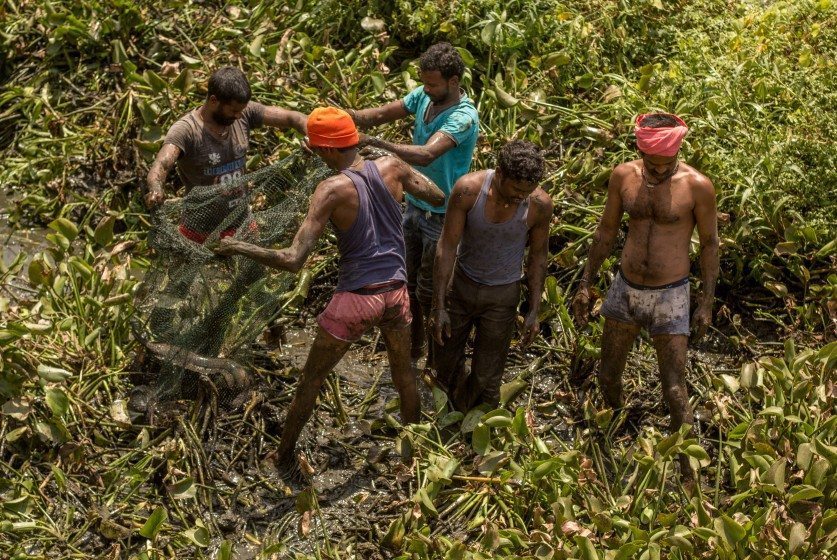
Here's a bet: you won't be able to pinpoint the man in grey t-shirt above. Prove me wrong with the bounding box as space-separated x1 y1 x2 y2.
143 67 307 353
144 66 307 222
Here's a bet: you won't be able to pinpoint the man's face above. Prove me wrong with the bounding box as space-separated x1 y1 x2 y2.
496 170 538 204
210 97 248 126
420 70 456 103
641 152 679 183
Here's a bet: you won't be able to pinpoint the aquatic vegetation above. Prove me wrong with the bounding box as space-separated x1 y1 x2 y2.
1 0 835 558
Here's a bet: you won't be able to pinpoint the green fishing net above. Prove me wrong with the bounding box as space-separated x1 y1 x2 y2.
132 152 331 406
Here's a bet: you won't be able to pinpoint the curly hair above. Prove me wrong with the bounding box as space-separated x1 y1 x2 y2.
207 66 251 104
419 42 465 80
498 140 545 184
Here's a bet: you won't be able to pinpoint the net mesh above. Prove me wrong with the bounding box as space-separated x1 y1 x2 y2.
132 152 331 408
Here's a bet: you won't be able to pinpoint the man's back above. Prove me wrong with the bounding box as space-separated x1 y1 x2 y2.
331 159 407 292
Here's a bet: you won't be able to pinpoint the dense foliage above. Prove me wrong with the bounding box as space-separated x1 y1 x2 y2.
1 0 834 558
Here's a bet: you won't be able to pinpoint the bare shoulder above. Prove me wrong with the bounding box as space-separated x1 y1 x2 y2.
530 188 554 220
314 173 355 203
681 164 715 197
612 160 640 179
448 171 484 210
452 170 486 198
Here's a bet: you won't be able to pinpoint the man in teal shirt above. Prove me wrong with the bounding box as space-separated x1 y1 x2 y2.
349 42 480 361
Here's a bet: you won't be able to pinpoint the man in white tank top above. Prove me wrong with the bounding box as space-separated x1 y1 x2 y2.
431 141 553 411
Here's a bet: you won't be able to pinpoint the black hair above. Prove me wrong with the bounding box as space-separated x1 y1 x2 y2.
498 140 545 184
419 42 465 80
207 66 251 104
639 113 679 128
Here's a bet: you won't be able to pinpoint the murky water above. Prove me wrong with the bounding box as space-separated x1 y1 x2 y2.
1 190 48 266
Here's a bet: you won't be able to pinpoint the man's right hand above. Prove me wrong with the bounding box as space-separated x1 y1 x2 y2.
571 285 592 328
144 188 164 210
431 307 451 346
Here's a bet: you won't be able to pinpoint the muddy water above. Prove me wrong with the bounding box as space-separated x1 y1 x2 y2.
1 190 48 266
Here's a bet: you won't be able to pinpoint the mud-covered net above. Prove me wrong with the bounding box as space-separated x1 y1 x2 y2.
133 152 331 405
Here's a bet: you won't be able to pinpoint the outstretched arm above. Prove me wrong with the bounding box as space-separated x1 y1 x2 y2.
385 156 445 206
349 101 409 129
521 194 554 346
691 176 720 340
572 169 624 326
145 143 180 209
262 106 308 136
215 179 339 272
361 131 456 167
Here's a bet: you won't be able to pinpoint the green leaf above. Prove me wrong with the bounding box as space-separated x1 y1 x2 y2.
575 535 598 560
249 34 265 58
787 485 823 505
172 68 194 94
481 21 498 45
472 424 490 455
37 364 72 383
500 379 528 405
44 387 68 418
139 506 167 540
168 477 196 500
182 522 209 547
48 218 78 242
714 514 746 545
370 72 386 95
144 70 168 94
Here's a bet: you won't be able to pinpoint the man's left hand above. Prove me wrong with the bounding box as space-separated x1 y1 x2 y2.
213 237 244 256
691 301 713 342
519 310 540 347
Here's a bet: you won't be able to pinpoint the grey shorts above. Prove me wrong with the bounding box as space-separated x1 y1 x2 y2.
600 270 690 336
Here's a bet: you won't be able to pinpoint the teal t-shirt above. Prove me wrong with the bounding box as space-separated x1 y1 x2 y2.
401 86 479 213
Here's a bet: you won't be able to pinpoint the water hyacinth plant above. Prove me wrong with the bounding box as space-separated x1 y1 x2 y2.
1 0 835 558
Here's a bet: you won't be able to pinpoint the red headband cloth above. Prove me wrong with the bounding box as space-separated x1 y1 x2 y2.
635 113 688 157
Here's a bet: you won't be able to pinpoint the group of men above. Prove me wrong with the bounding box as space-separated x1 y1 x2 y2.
145 42 719 480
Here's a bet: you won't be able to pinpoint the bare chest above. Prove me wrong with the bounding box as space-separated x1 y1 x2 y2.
621 182 693 225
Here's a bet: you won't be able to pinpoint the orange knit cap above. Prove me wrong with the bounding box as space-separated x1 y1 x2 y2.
307 107 359 149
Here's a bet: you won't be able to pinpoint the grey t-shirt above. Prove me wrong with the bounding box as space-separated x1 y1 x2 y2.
163 102 265 234
163 101 266 189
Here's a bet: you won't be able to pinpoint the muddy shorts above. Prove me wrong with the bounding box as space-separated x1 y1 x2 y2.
600 270 690 336
317 283 412 342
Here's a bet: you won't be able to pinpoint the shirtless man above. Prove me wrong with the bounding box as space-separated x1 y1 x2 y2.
571 113 719 479
432 141 553 411
214 108 444 473
347 42 480 362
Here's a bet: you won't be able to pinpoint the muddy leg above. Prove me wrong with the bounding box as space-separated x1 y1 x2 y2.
599 318 641 409
409 296 427 361
275 327 351 467
652 334 695 480
381 326 420 424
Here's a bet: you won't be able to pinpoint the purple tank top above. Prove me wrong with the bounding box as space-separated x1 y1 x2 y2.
335 160 407 292
457 170 529 285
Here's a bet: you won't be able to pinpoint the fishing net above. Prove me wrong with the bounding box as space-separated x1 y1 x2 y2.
132 152 332 409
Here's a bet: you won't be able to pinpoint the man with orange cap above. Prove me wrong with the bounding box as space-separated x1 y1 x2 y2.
347 42 479 365
215 107 444 476
571 113 719 481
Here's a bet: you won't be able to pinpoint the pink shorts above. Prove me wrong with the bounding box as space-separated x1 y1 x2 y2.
317 285 412 342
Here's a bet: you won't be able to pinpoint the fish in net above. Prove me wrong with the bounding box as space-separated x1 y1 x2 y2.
131 152 332 413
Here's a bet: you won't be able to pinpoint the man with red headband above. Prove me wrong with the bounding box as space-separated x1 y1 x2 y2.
215 108 444 476
571 113 719 481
